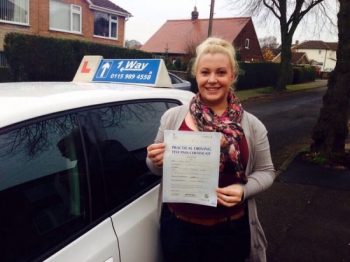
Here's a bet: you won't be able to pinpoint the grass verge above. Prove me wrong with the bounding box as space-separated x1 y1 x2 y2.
235 80 326 101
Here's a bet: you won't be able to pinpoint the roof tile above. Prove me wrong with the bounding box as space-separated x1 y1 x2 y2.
297 40 338 50
90 0 131 15
291 52 307 63
141 17 251 54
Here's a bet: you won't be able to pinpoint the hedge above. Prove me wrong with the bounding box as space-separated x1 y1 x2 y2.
4 32 153 82
292 65 316 84
186 60 320 91
186 61 294 91
0 67 11 82
3 33 316 88
235 62 284 90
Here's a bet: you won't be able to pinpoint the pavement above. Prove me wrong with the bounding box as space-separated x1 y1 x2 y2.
237 80 350 262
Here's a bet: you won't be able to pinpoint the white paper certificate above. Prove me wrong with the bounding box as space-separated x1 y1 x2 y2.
162 130 220 207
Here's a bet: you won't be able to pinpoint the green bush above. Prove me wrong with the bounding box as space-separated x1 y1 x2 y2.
186 58 198 93
4 32 153 81
235 62 283 90
185 60 293 92
0 67 11 82
174 57 182 70
292 65 316 84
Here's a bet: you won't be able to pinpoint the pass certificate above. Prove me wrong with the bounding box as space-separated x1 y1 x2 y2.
162 130 220 207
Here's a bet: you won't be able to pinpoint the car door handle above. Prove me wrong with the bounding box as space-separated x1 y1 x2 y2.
104 258 113 262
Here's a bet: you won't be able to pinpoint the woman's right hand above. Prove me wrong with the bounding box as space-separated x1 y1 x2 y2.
147 142 165 167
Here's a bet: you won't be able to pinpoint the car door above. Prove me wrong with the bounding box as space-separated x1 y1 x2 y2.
89 100 182 262
0 112 120 262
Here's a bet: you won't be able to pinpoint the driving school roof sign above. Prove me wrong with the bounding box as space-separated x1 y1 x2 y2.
73 55 172 88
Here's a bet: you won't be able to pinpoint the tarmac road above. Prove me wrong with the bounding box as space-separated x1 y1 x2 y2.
242 86 328 169
238 83 350 262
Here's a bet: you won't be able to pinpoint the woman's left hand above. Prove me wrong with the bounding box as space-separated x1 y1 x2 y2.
216 184 244 207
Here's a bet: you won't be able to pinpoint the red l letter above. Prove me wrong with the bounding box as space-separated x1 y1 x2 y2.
81 61 91 73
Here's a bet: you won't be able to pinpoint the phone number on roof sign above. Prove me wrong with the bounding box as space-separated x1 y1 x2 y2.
92 59 160 84
110 73 152 80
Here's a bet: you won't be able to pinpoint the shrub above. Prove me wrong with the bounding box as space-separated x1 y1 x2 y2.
0 67 11 82
186 58 198 93
186 60 294 91
235 62 282 90
4 32 153 81
292 65 316 84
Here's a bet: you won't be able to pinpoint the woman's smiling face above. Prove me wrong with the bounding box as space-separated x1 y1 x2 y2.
195 52 235 110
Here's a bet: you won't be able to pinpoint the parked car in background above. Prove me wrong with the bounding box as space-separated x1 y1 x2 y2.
168 72 192 91
320 68 334 79
0 80 194 262
322 68 334 72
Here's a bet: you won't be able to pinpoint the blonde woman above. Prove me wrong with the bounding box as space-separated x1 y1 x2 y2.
147 37 275 262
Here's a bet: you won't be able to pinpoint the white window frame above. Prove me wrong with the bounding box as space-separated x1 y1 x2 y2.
0 0 29 25
71 5 82 32
245 39 250 49
49 0 82 34
109 15 118 38
93 11 118 40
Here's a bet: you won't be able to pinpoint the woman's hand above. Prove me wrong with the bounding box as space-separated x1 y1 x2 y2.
216 184 244 207
147 142 165 167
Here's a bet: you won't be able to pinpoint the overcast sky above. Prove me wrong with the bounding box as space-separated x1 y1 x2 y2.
114 0 338 45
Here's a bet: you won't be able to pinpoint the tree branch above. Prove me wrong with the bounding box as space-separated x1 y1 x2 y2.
263 0 281 18
299 0 325 21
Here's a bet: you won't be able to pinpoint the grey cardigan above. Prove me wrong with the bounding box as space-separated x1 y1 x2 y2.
146 105 275 262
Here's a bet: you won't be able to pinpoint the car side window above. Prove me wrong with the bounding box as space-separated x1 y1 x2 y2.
89 101 179 211
167 102 183 108
169 73 182 84
0 114 94 262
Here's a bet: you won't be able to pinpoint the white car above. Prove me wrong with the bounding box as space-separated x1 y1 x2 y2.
0 79 194 262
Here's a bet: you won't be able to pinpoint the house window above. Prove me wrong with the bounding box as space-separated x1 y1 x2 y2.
49 0 81 33
94 11 118 39
245 39 250 49
0 0 29 24
0 51 9 67
318 50 322 54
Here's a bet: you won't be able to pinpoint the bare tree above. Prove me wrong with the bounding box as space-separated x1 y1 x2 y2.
226 0 336 90
310 0 350 162
1 103 157 159
259 36 279 49
181 38 202 66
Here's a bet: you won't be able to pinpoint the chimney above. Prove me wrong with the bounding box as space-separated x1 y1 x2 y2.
191 6 199 21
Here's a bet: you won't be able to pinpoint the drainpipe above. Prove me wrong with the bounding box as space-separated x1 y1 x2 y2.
123 15 130 47
323 49 328 69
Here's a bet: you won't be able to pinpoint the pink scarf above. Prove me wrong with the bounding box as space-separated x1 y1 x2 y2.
189 92 247 182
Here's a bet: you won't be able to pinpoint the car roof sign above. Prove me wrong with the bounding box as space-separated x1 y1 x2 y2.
73 55 103 82
73 55 172 88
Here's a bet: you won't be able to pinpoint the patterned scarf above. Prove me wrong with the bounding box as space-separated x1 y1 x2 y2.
189 92 247 182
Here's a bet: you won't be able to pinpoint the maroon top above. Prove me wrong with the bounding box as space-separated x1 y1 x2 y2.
168 119 248 218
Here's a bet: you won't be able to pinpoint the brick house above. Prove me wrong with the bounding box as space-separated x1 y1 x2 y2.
0 0 131 66
140 7 263 63
273 51 310 65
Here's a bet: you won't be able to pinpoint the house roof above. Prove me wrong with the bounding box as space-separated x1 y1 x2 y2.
325 42 338 50
141 17 251 54
87 0 131 16
271 48 281 56
291 52 308 63
296 40 338 50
